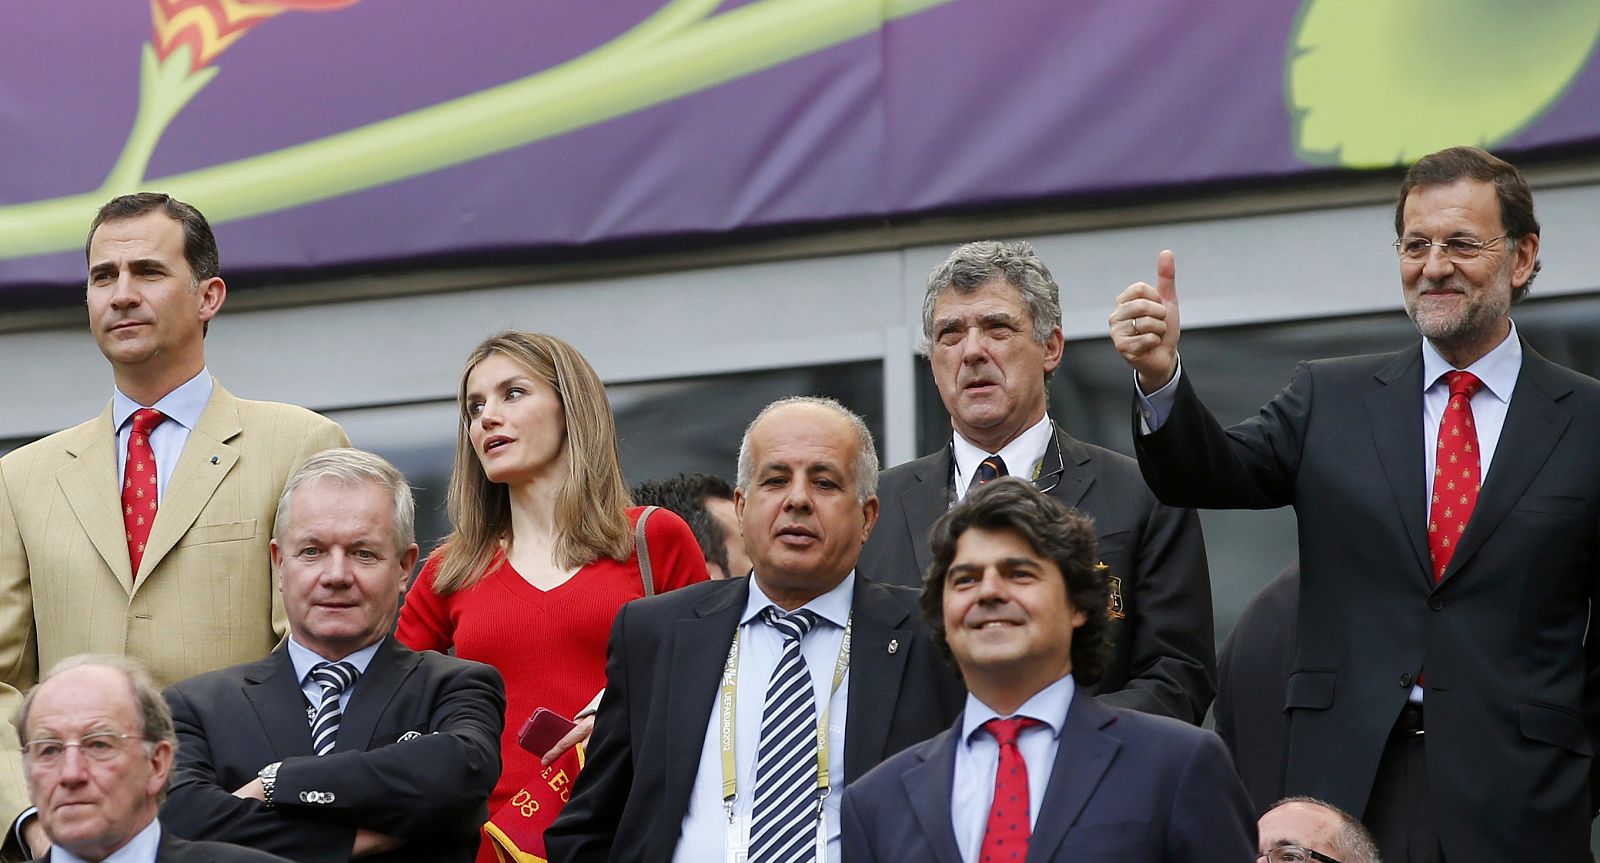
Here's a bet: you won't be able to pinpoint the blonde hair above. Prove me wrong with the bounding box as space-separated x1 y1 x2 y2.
430 332 634 594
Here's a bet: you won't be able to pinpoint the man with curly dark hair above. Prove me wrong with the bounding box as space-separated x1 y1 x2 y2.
843 478 1255 862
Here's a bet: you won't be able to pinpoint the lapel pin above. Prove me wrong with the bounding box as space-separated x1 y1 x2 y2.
887 639 899 654
210 455 219 464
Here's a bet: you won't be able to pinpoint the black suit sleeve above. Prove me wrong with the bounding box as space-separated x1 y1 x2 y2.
163 685 354 863
1093 496 1215 724
545 604 635 862
1134 362 1312 510
270 661 504 836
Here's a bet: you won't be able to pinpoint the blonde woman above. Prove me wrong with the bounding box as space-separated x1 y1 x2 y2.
397 331 708 862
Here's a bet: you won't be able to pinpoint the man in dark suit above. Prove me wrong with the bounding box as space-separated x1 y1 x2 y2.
842 478 1254 862
546 397 965 863
1110 146 1600 862
16 654 290 863
1213 562 1299 815
160 449 505 862
858 241 1214 724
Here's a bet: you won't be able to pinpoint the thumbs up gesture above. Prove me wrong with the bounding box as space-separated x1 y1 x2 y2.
1109 250 1182 394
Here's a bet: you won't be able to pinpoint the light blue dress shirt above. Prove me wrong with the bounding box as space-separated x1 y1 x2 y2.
673 573 855 863
950 674 1075 863
112 368 213 503
51 817 160 863
287 637 384 720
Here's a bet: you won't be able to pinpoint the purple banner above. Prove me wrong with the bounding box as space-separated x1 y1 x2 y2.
3 0 1598 295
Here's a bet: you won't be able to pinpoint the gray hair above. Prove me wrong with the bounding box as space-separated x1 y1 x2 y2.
1267 797 1381 863
16 655 177 798
921 240 1063 351
273 448 416 554
736 396 878 503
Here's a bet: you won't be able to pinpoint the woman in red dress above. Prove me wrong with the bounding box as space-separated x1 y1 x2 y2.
396 331 708 862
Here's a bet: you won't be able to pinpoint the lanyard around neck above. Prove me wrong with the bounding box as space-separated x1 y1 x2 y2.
719 612 853 809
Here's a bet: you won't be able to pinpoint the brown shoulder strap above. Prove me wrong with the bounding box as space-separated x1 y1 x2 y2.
635 506 658 598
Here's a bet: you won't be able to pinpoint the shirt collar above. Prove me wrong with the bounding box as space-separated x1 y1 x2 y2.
952 414 1054 488
742 570 855 630
287 636 384 684
112 367 214 433
51 816 161 863
960 672 1075 746
1420 321 1520 404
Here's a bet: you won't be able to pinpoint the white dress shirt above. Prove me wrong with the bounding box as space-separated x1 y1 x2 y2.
287 637 384 720
112 368 213 503
950 675 1074 863
951 414 1054 502
673 573 855 863
51 817 161 863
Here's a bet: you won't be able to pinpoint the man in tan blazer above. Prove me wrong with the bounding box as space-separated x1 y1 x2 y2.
0 193 347 859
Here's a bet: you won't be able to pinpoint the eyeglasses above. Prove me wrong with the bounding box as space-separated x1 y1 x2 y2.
20 732 141 767
1258 846 1342 863
1393 234 1506 263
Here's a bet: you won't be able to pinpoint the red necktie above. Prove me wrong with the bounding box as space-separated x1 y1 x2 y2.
978 716 1040 863
123 408 167 579
1428 371 1484 582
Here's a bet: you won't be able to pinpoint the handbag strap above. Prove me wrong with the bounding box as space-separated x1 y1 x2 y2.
635 505 658 598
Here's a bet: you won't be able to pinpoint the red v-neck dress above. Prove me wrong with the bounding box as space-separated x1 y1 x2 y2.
396 506 709 863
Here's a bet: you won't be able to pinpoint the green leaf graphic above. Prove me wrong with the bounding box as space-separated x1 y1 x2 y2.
1288 0 1600 168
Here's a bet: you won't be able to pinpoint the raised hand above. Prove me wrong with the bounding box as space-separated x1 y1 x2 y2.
1109 249 1181 394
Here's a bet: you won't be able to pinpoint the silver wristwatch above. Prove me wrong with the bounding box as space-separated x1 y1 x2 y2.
258 761 283 808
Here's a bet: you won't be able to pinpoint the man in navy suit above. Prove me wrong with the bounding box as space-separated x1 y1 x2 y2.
159 449 504 862
842 478 1253 862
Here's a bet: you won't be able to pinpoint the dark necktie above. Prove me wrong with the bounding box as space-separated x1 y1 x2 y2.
749 607 821 863
309 661 360 756
979 716 1041 862
1428 371 1484 582
969 454 1008 493
122 408 167 579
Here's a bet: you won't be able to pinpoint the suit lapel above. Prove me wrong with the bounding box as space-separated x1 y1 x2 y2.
897 452 952 577
1047 429 1094 511
1443 345 1571 584
335 639 419 753
138 385 242 587
243 650 315 757
1028 696 1121 862
664 580 748 819
56 405 133 590
843 578 914 783
1363 348 1433 586
899 726 964 863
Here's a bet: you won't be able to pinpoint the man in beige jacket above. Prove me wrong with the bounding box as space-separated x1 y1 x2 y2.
0 193 347 859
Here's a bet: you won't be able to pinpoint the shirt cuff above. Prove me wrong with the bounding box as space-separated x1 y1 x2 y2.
1135 358 1183 434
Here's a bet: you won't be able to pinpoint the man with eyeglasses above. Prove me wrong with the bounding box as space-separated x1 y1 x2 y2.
16 654 290 862
1111 145 1600 862
859 241 1216 725
1258 797 1380 863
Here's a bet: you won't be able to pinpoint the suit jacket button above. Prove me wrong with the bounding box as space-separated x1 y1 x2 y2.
1399 672 1413 687
1429 597 1445 611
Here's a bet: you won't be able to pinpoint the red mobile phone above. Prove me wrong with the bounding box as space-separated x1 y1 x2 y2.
517 707 578 755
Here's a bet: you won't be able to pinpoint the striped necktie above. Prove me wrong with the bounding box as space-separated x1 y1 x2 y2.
309 661 359 756
749 607 821 863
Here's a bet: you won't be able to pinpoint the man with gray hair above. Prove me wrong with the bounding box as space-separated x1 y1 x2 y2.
860 240 1216 724
1258 798 1382 863
158 448 505 862
17 654 290 862
548 397 964 863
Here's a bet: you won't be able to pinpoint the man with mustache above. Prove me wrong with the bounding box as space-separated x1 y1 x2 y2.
547 397 964 863
0 193 347 860
859 240 1215 724
1111 146 1600 861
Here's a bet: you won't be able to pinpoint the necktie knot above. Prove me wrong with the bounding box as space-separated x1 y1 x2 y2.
130 408 167 438
982 716 1040 748
972 454 1008 490
1445 370 1483 400
761 606 819 643
309 661 359 696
